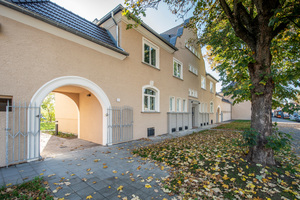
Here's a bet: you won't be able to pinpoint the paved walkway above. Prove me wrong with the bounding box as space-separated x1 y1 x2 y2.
0 123 220 200
272 117 300 156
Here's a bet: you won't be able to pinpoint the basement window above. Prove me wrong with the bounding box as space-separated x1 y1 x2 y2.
0 96 13 112
147 127 155 137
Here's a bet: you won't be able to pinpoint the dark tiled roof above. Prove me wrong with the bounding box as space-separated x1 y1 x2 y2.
97 4 178 52
4 0 128 55
160 18 189 46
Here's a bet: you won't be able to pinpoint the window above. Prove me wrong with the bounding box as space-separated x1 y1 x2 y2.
201 76 206 89
143 88 159 112
176 98 181 112
169 97 175 112
182 99 187 112
173 58 183 79
189 65 198 75
185 39 201 59
189 89 198 98
210 102 214 113
0 96 12 112
210 81 214 93
143 38 159 68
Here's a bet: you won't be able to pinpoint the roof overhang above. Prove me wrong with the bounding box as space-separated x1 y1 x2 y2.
0 0 129 60
206 73 219 82
98 5 178 54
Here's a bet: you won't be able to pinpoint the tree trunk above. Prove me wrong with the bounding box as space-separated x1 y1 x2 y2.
246 28 275 165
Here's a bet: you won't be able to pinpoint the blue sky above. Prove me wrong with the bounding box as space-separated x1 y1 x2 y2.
51 0 221 92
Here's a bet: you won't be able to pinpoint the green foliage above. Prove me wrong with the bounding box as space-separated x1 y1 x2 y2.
41 93 55 122
199 3 300 106
266 123 292 152
282 102 300 115
40 122 55 131
240 128 259 148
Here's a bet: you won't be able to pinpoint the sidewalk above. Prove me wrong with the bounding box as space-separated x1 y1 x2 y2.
0 123 222 200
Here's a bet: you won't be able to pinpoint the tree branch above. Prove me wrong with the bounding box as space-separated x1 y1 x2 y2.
219 0 256 50
272 22 289 37
234 1 254 34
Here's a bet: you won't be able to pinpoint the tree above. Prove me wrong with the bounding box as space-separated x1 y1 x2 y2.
124 0 300 165
41 93 55 122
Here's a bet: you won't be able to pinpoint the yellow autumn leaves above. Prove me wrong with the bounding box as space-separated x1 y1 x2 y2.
133 127 300 199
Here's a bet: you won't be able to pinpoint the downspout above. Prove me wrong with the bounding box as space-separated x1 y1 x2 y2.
111 12 119 47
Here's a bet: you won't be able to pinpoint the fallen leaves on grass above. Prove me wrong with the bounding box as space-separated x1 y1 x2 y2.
133 129 300 199
0 177 53 199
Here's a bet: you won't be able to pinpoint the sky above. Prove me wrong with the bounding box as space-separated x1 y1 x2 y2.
51 0 221 92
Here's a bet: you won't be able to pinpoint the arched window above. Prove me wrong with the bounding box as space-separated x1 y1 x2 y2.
142 85 160 112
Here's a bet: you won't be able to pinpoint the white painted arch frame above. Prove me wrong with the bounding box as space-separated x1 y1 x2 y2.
28 76 111 159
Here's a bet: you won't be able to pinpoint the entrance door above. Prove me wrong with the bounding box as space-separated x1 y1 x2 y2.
192 107 195 128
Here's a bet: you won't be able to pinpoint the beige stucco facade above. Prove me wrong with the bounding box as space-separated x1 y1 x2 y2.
0 2 231 167
232 100 251 120
54 92 78 135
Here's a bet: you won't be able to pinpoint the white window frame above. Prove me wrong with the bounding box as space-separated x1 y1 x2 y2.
182 99 187 112
210 101 214 113
176 98 181 112
188 89 198 98
201 76 206 89
210 81 214 93
189 65 198 76
173 58 183 79
169 96 175 112
142 38 160 68
142 85 160 112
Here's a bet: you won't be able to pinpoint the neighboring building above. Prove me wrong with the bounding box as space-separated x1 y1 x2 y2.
0 0 230 167
222 94 251 120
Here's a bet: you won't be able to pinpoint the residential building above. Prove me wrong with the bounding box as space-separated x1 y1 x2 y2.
0 0 230 167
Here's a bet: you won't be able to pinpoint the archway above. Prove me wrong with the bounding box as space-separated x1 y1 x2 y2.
28 76 111 160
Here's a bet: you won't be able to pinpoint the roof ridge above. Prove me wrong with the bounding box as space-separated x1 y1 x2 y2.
8 0 49 3
47 1 107 30
11 0 107 30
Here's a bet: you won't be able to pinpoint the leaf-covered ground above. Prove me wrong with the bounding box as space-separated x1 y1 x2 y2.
133 128 300 199
0 177 53 199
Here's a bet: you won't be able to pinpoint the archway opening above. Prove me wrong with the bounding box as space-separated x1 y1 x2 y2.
40 86 103 158
28 76 111 160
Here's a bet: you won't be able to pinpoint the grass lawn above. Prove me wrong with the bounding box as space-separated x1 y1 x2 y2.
0 177 53 199
40 122 55 131
133 121 299 199
45 131 77 139
213 120 251 131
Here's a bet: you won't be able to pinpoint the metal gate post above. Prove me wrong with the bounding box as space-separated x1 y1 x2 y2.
5 100 9 168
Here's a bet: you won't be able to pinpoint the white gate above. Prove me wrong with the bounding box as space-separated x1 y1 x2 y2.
6 101 41 167
107 106 133 144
